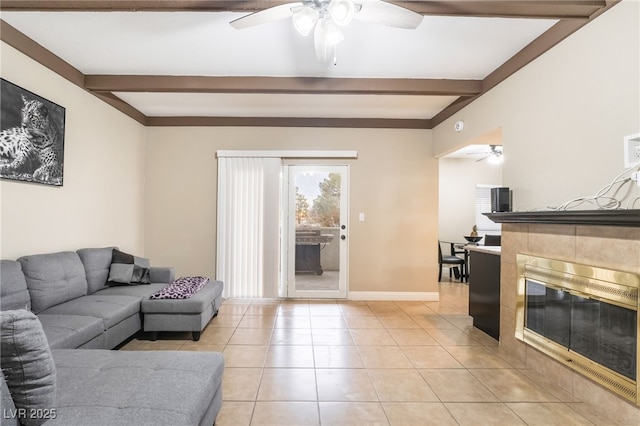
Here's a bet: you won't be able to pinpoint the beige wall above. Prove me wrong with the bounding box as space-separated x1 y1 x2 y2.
432 0 640 210
438 158 503 243
0 43 147 259
4 0 635 297
144 127 439 295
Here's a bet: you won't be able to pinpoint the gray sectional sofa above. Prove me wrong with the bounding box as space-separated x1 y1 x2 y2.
1 248 176 349
0 247 225 426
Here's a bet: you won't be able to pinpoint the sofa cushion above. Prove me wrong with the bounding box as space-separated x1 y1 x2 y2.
77 247 116 294
149 266 176 284
37 314 104 349
0 310 56 426
39 295 140 330
0 259 31 311
96 283 166 299
1 372 19 426
108 249 151 285
50 349 224 426
18 252 88 314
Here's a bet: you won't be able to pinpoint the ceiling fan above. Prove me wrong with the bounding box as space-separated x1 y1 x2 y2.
475 145 503 163
230 0 424 63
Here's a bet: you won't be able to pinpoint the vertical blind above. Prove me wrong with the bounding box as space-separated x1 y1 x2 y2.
216 157 281 298
475 184 502 233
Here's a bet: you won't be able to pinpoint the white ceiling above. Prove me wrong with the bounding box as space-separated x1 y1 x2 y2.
1 10 557 119
2 11 556 78
113 92 458 119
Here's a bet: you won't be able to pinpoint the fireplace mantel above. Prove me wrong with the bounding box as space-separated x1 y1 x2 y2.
485 209 640 227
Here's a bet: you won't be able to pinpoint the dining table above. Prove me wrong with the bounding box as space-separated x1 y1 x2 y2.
454 240 488 281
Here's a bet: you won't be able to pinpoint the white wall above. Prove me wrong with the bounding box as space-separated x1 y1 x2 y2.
0 43 147 259
438 158 503 243
432 0 640 210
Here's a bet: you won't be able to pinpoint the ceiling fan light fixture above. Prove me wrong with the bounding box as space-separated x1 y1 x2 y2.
488 152 503 164
488 146 503 164
292 6 320 36
231 0 423 63
328 0 355 26
314 38 337 63
314 17 342 62
315 16 344 46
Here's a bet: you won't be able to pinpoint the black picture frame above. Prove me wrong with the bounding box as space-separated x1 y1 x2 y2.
0 78 65 186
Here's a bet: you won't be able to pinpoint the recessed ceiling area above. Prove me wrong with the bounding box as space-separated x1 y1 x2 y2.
113 92 459 119
443 144 502 160
441 127 503 159
0 1 615 128
0 12 556 79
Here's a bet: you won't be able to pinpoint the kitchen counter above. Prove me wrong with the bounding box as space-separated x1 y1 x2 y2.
467 246 501 340
464 245 501 255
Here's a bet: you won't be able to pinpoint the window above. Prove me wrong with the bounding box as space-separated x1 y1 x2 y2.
475 184 502 234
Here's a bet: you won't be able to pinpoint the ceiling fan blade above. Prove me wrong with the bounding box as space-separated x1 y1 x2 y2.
354 0 423 29
230 2 303 29
475 153 492 163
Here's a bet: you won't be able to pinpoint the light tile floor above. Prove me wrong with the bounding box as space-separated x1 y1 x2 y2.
121 281 610 425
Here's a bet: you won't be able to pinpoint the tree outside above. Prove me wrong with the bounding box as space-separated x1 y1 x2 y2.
295 173 341 227
310 173 341 227
295 187 309 225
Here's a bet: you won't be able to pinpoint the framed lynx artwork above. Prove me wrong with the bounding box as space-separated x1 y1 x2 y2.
0 78 65 186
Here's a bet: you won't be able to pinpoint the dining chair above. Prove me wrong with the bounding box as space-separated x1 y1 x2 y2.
438 241 466 282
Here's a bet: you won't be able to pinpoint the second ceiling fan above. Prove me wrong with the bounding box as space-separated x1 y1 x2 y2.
474 145 503 163
230 0 424 63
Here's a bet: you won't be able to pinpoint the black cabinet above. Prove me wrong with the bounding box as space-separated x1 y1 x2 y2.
468 250 501 340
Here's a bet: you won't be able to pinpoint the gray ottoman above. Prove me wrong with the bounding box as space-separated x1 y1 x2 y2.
141 280 224 341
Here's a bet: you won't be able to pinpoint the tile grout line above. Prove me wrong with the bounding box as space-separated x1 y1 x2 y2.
213 292 596 425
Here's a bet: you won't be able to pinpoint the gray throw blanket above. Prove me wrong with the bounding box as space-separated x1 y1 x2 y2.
149 276 209 300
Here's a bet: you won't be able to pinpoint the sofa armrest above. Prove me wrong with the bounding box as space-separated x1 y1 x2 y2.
149 267 175 283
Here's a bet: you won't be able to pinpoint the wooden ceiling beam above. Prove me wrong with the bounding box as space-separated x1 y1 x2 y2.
145 116 431 129
93 92 148 125
392 1 605 19
0 19 84 88
84 75 481 96
431 0 620 126
0 0 608 19
0 0 619 129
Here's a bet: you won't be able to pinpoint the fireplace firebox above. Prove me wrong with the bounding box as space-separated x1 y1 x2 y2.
516 255 640 404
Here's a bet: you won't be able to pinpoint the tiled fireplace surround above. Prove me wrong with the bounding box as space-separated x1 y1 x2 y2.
500 223 640 423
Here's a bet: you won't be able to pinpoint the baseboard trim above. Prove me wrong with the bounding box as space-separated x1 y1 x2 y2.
347 291 439 301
